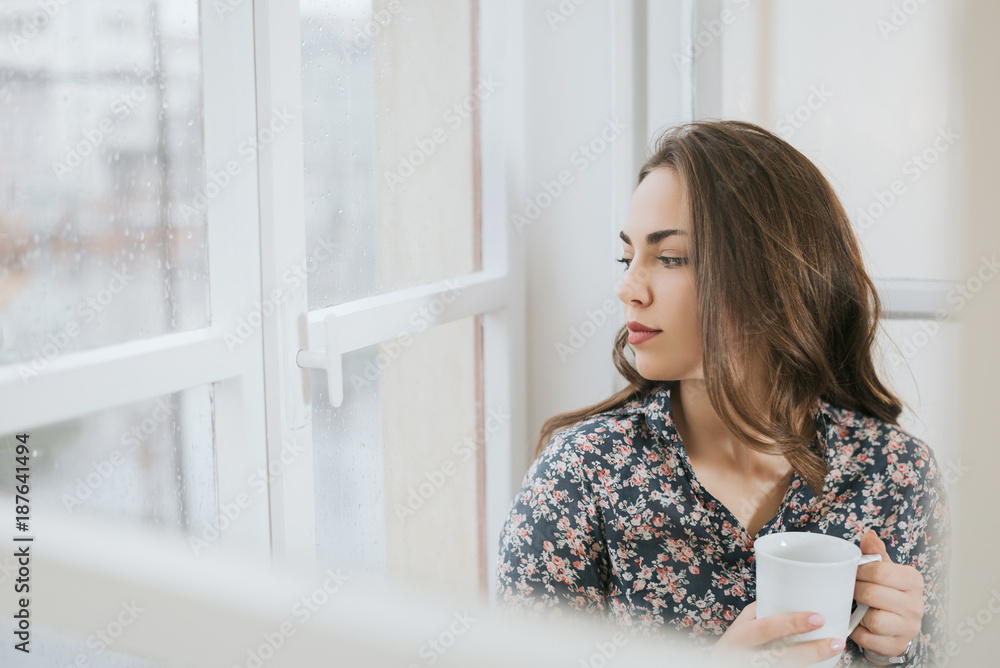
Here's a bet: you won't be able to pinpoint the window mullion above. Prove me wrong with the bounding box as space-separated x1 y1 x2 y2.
201 0 271 561
478 0 527 601
250 0 316 567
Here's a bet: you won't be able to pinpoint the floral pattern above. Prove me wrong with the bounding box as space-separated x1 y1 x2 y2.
494 382 951 666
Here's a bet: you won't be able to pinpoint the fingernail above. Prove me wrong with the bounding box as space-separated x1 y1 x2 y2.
830 639 845 652
808 613 825 627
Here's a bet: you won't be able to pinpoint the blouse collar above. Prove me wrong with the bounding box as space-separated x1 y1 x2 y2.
639 381 843 476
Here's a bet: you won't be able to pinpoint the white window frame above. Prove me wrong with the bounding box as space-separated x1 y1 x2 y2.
287 0 527 587
0 0 527 588
0 0 274 558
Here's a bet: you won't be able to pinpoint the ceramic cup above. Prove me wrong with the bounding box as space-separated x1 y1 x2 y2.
754 531 882 668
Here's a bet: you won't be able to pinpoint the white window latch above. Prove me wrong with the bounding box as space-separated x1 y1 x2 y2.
295 313 344 407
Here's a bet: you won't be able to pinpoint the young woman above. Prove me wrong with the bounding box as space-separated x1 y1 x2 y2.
493 120 950 667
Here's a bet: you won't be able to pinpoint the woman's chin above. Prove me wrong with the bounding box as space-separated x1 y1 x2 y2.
634 359 672 382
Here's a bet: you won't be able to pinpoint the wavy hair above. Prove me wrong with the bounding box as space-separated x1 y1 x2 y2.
533 119 904 495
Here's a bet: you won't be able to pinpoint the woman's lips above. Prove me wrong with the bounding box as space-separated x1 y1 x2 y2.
627 329 661 345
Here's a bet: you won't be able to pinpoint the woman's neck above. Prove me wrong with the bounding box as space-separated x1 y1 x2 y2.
672 379 790 477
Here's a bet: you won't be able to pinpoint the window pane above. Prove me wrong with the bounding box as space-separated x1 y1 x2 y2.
0 385 216 534
300 0 480 308
0 0 209 366
312 315 485 604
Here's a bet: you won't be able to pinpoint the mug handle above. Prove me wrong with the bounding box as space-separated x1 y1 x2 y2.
847 554 883 633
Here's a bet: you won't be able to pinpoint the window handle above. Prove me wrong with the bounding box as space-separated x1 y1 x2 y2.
294 271 510 409
295 313 344 408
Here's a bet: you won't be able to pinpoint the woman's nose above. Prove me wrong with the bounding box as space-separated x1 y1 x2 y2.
616 264 651 305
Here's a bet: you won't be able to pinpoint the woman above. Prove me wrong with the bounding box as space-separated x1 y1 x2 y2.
493 120 950 667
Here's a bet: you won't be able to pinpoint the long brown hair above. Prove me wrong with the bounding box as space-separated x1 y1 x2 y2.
533 119 904 495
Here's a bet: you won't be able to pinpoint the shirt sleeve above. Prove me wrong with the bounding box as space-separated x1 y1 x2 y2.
904 447 953 667
493 429 613 625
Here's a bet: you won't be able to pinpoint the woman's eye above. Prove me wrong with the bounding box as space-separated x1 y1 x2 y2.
617 256 687 269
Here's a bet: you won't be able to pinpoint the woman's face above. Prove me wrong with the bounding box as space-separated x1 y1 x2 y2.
615 167 703 381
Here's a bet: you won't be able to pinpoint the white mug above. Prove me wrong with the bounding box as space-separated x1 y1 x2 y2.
754 531 882 668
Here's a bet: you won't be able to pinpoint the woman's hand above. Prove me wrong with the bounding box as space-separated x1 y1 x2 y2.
849 530 924 661
709 601 845 667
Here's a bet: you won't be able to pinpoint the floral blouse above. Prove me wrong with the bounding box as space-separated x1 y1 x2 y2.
493 382 951 667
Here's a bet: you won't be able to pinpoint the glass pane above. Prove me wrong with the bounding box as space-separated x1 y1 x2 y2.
0 0 209 366
312 316 484 604
719 0 961 282
300 0 480 308
0 385 216 534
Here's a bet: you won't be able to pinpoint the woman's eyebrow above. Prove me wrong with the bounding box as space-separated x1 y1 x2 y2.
619 229 688 245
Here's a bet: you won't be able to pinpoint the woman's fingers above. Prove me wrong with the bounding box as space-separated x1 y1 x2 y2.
757 636 846 668
714 609 846 667
856 561 923 592
849 617 913 657
852 552 924 651
728 600 757 626
741 610 826 648
853 580 923 620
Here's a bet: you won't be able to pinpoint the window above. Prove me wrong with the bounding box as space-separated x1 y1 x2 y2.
0 7 520 661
